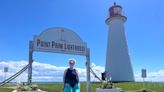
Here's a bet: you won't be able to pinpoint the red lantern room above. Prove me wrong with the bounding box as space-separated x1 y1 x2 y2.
106 2 127 24
109 2 126 18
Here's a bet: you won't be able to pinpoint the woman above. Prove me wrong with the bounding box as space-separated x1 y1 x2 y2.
63 58 80 92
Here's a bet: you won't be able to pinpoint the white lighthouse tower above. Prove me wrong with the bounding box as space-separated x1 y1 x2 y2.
105 3 134 82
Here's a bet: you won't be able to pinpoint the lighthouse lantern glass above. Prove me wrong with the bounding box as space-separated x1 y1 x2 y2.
113 7 121 14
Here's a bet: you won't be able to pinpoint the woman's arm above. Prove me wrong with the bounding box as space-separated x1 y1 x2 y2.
63 69 68 84
75 69 79 83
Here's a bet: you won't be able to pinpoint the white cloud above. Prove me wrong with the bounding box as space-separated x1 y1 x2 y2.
0 61 164 82
0 61 104 82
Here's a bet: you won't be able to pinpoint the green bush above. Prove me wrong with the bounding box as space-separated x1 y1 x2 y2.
31 84 39 90
18 85 32 91
17 84 39 91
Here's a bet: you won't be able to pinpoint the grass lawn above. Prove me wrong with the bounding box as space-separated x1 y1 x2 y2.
0 82 164 92
38 82 164 92
0 88 13 92
38 82 101 92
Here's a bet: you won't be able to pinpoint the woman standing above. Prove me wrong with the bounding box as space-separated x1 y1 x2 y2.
63 58 80 92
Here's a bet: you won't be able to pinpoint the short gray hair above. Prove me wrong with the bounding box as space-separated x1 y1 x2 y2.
68 58 76 64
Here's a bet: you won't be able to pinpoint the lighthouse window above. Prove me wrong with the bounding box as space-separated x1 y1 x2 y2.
114 7 121 14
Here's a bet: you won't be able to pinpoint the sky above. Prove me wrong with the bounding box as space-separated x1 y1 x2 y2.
0 0 164 82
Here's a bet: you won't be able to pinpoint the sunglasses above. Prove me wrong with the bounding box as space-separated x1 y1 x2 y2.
69 63 75 65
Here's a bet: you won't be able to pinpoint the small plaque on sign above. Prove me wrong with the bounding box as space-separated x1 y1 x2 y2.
4 67 8 72
141 69 147 78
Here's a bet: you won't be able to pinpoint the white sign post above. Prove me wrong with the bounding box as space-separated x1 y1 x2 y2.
4 67 8 80
28 27 90 92
141 69 147 90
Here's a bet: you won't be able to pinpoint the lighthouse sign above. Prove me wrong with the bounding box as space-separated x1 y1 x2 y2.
28 27 90 92
32 27 87 56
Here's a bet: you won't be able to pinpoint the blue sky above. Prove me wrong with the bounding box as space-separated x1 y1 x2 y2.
0 0 164 82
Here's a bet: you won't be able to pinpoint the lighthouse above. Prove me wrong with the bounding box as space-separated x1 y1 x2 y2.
105 3 134 82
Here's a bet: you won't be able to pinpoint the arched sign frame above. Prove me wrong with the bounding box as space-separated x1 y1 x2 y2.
28 27 91 92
